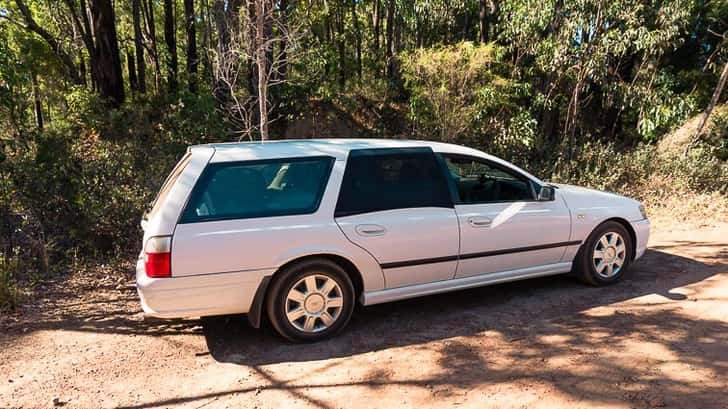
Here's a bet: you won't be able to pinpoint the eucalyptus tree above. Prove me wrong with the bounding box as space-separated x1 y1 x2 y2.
499 0 692 155
163 0 178 92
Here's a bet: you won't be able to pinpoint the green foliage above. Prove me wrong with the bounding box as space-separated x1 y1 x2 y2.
621 72 700 141
402 42 525 143
2 89 227 278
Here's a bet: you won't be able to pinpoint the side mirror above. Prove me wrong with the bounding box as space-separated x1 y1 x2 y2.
538 185 555 201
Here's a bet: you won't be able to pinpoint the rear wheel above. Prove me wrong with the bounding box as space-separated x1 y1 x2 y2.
266 259 355 342
576 221 633 286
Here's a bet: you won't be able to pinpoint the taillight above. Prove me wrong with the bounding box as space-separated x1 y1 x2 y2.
144 236 172 278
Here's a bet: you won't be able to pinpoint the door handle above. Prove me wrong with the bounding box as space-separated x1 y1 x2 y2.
467 216 492 227
355 224 387 236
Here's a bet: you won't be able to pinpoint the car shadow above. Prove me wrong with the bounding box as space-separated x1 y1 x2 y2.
202 246 726 366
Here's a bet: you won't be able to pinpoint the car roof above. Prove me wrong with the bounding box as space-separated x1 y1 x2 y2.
196 138 484 161
192 138 542 182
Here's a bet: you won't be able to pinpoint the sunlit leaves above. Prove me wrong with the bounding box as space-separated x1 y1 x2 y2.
401 42 526 144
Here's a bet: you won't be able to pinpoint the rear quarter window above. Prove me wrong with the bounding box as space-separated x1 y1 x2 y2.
180 156 334 223
149 153 192 217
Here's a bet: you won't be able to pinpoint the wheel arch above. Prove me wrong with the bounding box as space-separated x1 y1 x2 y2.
601 217 637 260
274 253 365 296
247 253 365 329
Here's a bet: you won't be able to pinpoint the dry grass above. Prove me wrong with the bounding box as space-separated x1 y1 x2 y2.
658 104 727 154
643 190 728 232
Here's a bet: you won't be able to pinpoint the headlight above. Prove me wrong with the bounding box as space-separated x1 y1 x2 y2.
638 204 648 219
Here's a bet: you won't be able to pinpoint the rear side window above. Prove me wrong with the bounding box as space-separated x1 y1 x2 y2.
335 148 452 217
149 153 192 217
180 157 334 223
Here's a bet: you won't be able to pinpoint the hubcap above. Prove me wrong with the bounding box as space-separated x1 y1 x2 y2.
593 231 626 278
285 274 344 333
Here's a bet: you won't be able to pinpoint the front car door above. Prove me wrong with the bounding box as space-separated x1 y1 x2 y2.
334 148 460 288
441 154 573 278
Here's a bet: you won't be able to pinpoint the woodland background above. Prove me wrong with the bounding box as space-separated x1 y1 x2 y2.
0 0 727 309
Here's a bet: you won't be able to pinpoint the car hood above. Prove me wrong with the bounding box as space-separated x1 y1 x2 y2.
552 183 624 199
552 183 643 221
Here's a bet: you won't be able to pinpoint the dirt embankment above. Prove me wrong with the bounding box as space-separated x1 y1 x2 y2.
1 222 727 409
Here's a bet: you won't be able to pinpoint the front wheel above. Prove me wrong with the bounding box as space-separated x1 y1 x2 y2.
266 259 355 342
575 221 634 286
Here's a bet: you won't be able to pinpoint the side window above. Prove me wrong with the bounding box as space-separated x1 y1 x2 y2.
444 155 534 204
149 153 192 217
335 149 452 217
181 157 334 223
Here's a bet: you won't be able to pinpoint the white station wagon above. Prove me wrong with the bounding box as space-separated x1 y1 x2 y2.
137 139 650 341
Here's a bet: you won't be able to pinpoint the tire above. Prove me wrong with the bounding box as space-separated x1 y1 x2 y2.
575 221 634 286
266 258 355 342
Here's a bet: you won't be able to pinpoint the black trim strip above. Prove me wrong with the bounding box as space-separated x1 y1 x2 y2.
380 241 582 269
381 254 459 269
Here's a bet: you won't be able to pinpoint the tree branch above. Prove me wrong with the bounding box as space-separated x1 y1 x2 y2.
14 0 83 84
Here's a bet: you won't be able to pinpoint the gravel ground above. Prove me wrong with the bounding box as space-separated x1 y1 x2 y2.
1 222 726 409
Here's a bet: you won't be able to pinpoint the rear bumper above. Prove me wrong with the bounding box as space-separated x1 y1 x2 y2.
136 258 274 318
631 218 650 260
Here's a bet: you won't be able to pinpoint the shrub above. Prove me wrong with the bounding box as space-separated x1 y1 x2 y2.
0 255 22 311
549 141 728 200
401 42 526 144
0 90 232 312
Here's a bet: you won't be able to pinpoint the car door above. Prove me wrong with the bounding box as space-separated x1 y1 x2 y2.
334 148 460 288
441 154 572 279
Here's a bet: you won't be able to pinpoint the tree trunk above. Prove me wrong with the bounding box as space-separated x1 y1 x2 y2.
247 0 259 98
80 58 87 86
89 0 125 106
351 0 362 83
255 0 269 141
564 74 585 173
62 0 96 84
351 0 362 81
275 0 289 85
372 0 380 57
213 0 242 102
201 0 213 83
479 0 487 43
164 0 178 93
688 60 728 154
89 56 97 91
184 0 199 93
32 73 43 131
393 10 400 54
489 0 500 40
335 3 346 88
79 0 95 64
213 0 229 101
132 0 147 93
142 0 162 92
462 10 470 41
385 0 395 79
127 50 138 92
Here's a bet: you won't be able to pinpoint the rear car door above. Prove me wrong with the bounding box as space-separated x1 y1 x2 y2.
441 154 572 278
334 148 460 288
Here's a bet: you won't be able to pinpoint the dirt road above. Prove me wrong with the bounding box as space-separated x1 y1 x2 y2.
1 222 727 409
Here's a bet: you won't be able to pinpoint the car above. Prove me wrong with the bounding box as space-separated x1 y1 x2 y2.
136 139 650 342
